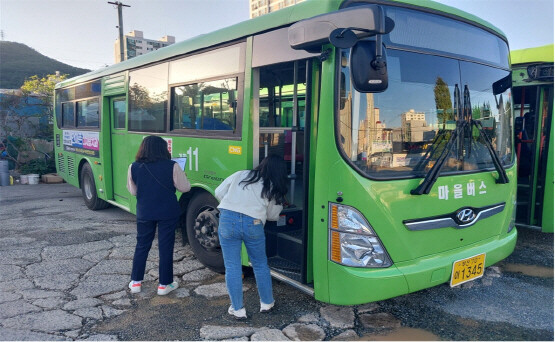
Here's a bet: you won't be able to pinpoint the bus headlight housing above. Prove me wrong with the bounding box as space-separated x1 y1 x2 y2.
329 203 392 268
508 196 517 233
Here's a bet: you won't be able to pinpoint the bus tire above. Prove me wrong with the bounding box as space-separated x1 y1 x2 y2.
178 212 188 246
80 163 109 210
186 192 225 273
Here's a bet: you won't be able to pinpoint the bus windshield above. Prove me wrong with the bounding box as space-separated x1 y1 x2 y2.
337 7 513 179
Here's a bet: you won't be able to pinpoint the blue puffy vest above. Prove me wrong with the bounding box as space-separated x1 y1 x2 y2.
131 159 180 220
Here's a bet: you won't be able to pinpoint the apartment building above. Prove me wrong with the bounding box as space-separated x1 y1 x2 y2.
249 0 305 18
114 30 175 63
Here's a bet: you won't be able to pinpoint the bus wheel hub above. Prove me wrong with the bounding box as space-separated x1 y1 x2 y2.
194 209 219 250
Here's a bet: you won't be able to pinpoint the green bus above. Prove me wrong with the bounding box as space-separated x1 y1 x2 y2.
511 44 554 233
54 0 517 305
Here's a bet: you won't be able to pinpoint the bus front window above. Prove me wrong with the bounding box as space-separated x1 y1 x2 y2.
460 61 514 168
338 48 513 179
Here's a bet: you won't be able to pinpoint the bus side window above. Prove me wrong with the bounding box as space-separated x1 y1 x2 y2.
171 78 237 132
77 98 100 128
62 102 75 128
128 63 168 133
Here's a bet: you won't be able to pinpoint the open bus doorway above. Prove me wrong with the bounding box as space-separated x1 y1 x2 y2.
253 60 312 286
511 45 554 233
513 84 554 231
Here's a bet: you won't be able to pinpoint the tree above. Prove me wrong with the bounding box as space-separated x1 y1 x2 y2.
434 77 453 130
0 73 67 169
20 73 67 138
129 83 151 109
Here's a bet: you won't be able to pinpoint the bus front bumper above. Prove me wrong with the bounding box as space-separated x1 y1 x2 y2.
325 229 517 305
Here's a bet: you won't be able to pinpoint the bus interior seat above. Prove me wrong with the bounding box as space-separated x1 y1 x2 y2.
284 130 304 162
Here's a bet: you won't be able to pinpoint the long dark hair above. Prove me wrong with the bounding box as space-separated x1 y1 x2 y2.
135 136 171 163
240 154 288 205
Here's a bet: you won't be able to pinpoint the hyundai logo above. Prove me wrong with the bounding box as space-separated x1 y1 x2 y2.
456 208 477 224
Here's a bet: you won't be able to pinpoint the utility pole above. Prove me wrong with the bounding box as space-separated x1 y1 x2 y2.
108 1 130 62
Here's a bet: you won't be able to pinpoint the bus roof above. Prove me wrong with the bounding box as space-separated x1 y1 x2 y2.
511 44 554 65
56 0 507 89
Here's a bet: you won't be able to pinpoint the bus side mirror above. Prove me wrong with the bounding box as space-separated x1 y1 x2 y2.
492 73 511 95
288 5 390 51
350 40 388 93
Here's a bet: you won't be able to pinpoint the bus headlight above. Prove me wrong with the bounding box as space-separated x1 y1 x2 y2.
329 203 392 268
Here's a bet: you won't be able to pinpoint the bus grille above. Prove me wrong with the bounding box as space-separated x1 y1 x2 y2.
68 157 75 178
57 155 65 174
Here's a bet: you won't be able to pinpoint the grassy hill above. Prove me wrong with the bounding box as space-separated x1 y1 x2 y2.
0 41 90 89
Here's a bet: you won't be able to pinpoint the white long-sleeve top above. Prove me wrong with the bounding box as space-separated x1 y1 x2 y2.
215 170 283 225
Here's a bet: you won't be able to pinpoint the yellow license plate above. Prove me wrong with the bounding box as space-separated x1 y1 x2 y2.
450 253 486 287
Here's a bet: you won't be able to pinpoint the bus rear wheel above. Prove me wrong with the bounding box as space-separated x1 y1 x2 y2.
80 163 109 210
186 192 225 273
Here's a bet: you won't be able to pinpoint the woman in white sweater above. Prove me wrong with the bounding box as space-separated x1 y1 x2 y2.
215 155 288 319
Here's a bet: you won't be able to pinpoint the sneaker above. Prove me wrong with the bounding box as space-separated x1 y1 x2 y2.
260 301 275 313
157 281 178 295
128 281 141 294
228 305 247 320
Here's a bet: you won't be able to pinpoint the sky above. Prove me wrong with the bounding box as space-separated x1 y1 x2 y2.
0 0 553 71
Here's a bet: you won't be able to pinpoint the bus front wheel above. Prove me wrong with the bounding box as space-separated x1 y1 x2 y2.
80 163 109 210
186 192 225 273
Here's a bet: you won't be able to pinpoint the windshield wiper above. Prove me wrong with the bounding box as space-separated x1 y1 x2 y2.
464 85 509 184
411 84 466 195
411 85 509 195
412 128 449 172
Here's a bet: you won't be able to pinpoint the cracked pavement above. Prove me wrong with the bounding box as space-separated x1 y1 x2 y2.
0 183 552 341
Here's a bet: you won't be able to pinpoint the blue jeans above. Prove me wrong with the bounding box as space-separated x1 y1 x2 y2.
218 209 274 310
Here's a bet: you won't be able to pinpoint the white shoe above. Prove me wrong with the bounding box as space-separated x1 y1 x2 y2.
260 301 275 313
228 305 247 319
128 281 141 294
157 281 178 295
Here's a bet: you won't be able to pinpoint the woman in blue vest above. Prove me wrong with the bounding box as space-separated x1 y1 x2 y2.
126 136 190 295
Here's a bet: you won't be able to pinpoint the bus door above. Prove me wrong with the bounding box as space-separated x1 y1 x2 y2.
514 84 554 232
109 96 131 208
253 59 311 285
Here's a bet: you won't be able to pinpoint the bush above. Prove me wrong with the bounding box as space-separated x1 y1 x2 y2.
19 157 56 176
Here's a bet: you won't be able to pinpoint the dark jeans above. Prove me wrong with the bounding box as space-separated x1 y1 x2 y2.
131 217 179 285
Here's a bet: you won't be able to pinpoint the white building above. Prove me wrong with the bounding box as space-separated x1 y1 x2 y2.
401 109 435 143
114 30 175 63
249 0 305 18
402 109 426 122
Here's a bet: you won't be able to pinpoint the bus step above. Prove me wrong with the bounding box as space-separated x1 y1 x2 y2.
271 267 302 283
275 230 303 264
277 229 303 244
268 257 302 282
268 256 301 272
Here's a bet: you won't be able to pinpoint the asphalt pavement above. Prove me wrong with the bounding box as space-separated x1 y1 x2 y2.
0 183 552 341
